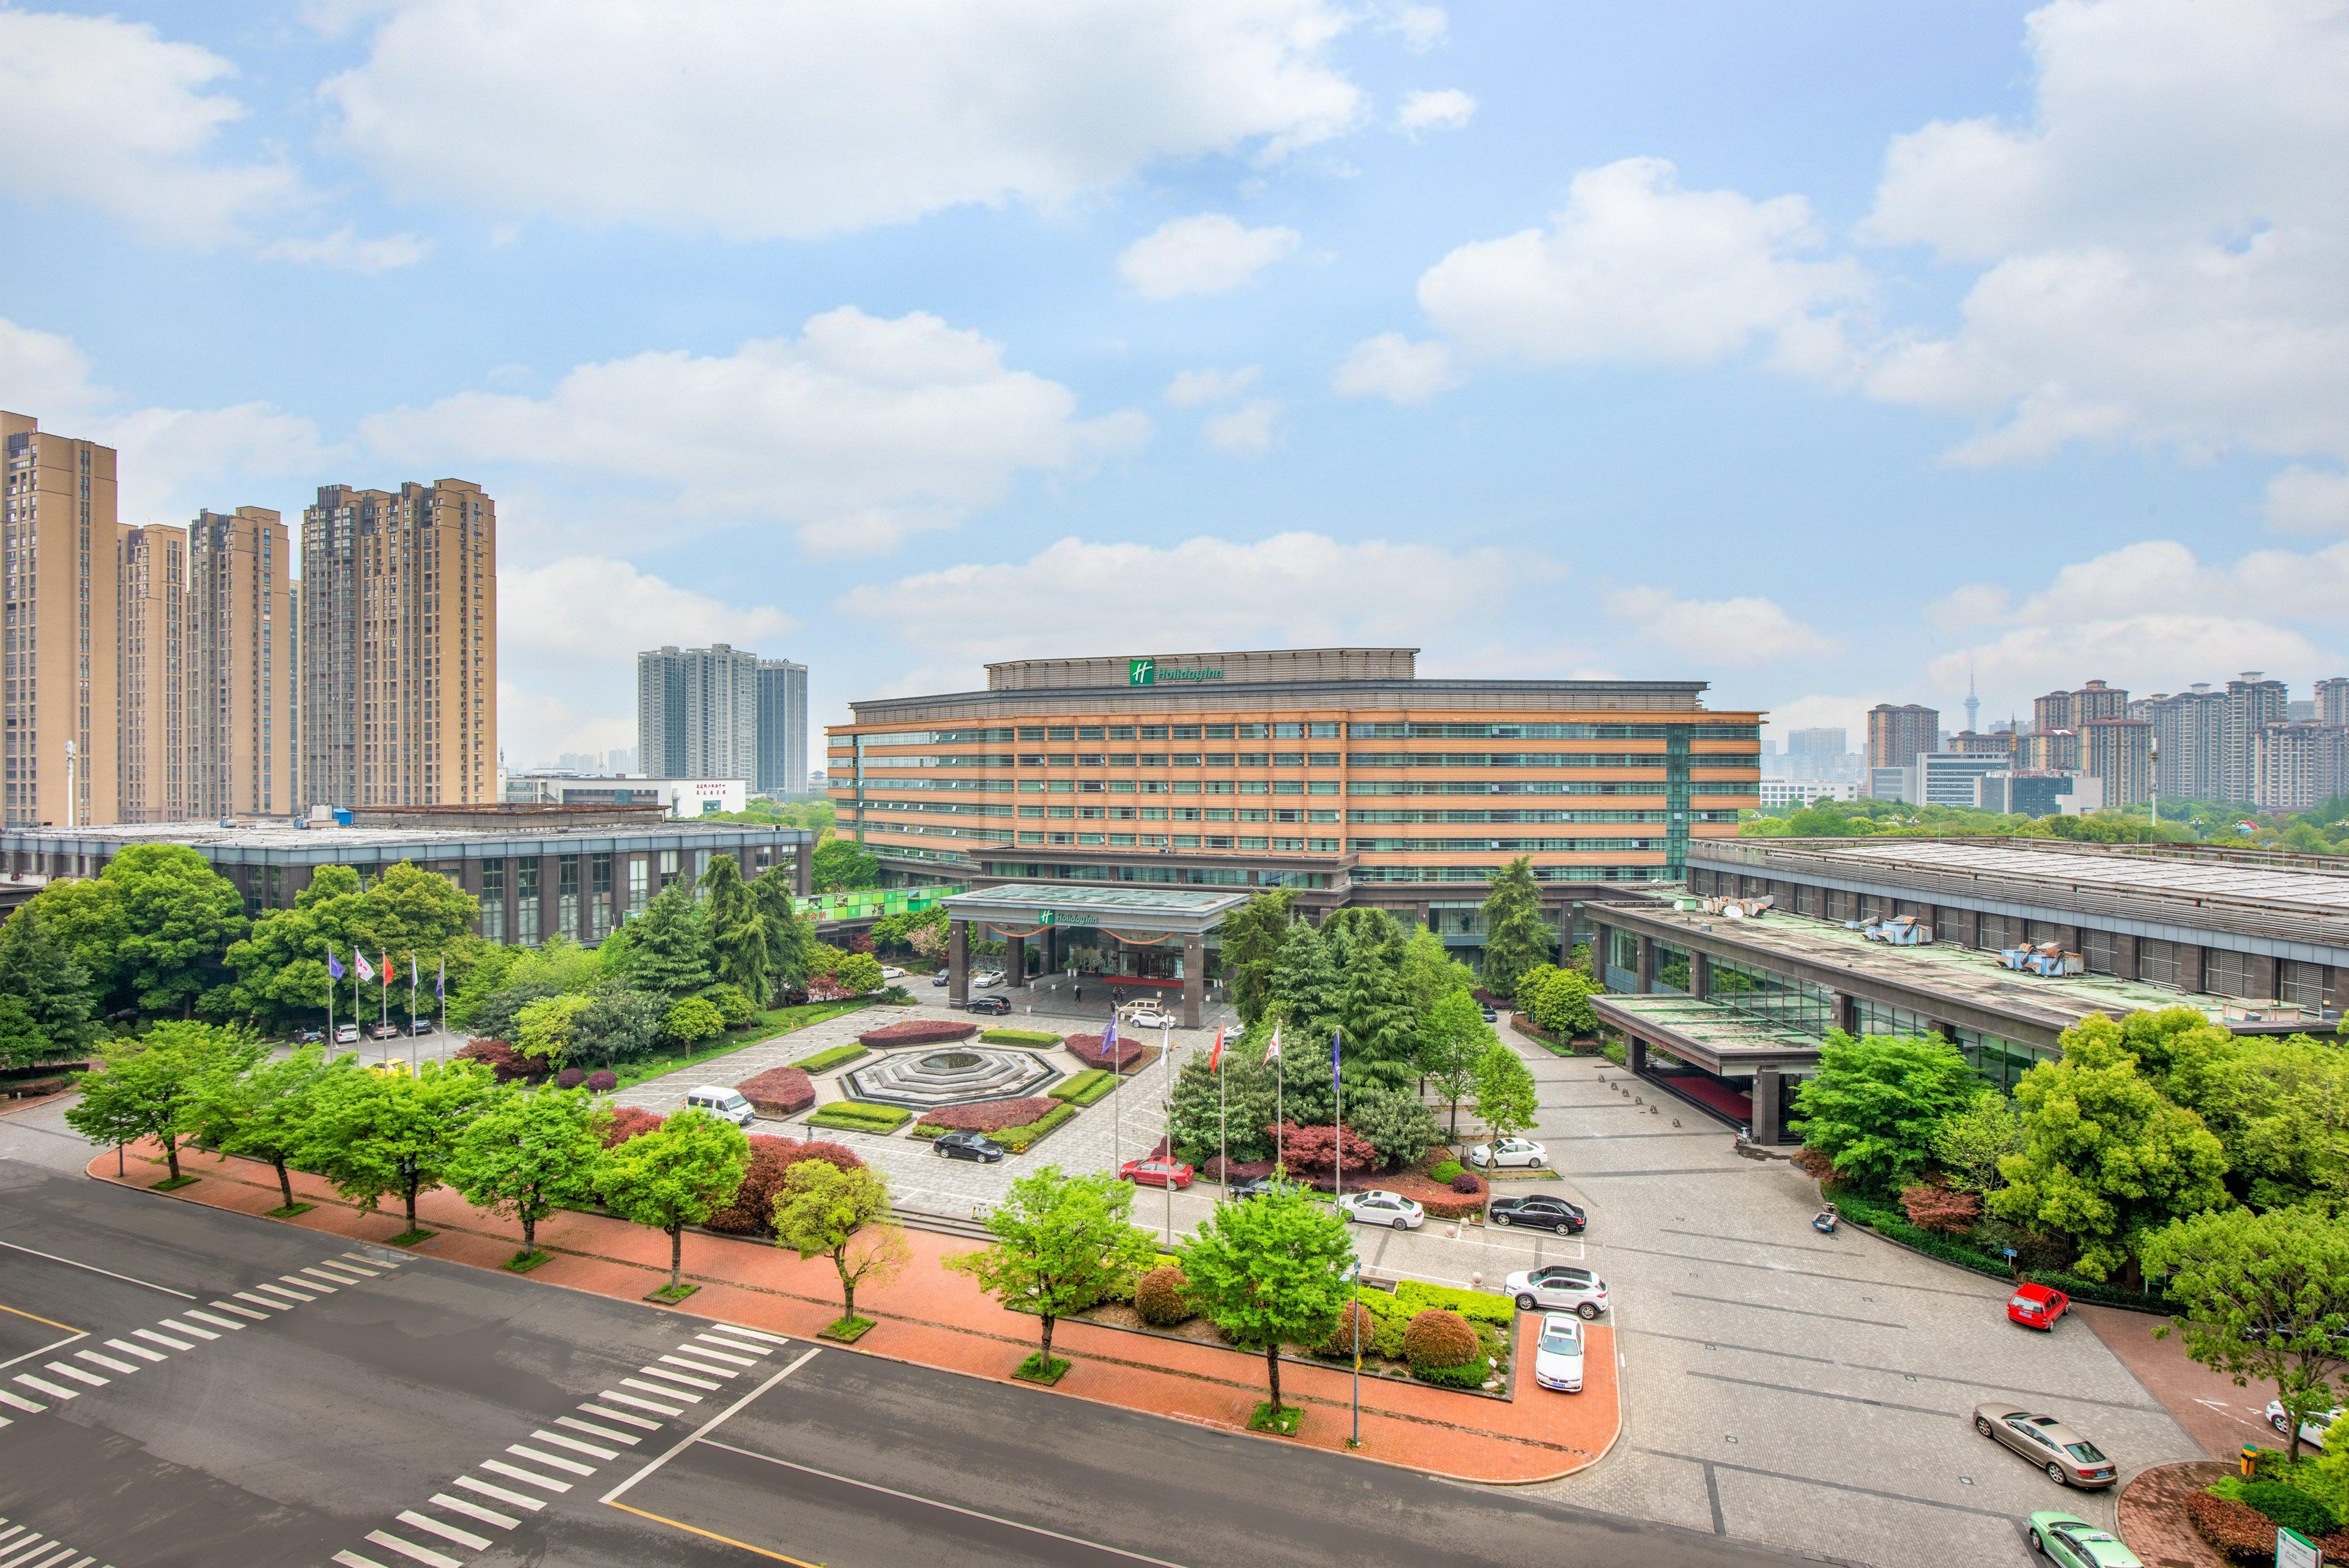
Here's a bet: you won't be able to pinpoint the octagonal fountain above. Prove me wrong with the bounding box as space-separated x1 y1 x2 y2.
841 1046 1061 1110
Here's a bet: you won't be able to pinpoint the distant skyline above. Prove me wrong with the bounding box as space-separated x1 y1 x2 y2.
3 0 2344 760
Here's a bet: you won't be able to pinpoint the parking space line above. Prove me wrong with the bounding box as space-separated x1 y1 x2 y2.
1672 1292 1907 1329
1688 1369 1958 1419
0 1241 196 1299
1611 1242 2003 1301
1625 1326 2169 1413
1632 1446 2017 1520
1659 1226 1854 1258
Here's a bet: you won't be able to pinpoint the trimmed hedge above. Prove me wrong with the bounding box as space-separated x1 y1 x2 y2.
858 1019 978 1048
1395 1279 1515 1327
1134 1265 1192 1326
585 1070 617 1093
806 1101 913 1132
1403 1308 1480 1370
795 1044 870 1073
1828 1187 2180 1314
1412 1356 1494 1390
911 1101 1075 1152
1063 1032 1150 1070
915 1097 1059 1134
982 1028 1061 1046
1049 1069 1115 1105
736 1066 817 1118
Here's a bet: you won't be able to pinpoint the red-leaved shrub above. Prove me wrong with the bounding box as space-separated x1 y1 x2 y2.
585 1070 617 1093
556 1067 586 1090
1450 1171 1482 1195
598 1105 663 1147
1064 1031 1148 1069
1402 1309 1478 1370
790 1139 864 1175
915 1097 1057 1134
2184 1487 2349 1564
458 1038 543 1083
1792 1146 1836 1179
858 1019 978 1048
1900 1184 1983 1235
705 1134 804 1236
735 1066 815 1118
1318 1300 1376 1358
1271 1121 1378 1179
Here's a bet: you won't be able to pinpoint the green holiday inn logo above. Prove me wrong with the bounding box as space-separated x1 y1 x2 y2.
1129 656 1222 685
1129 657 1155 685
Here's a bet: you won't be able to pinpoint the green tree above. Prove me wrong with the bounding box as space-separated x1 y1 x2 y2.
446 1087 605 1259
1792 1030 1981 1193
65 1022 265 1183
661 994 727 1050
1477 856 1554 1002
1472 1041 1540 1141
1931 1088 2025 1196
945 1166 1157 1367
598 1106 751 1290
100 844 248 1017
20 875 125 1002
1992 1024 2232 1280
1266 922 1342 1041
749 866 817 992
1166 1049 1281 1165
811 835 881 893
573 989 666 1065
0 905 102 1068
623 884 714 998
1416 989 1493 1136
192 1044 343 1211
515 992 596 1066
1217 890 1294 1027
347 861 487 1022
2190 1035 2349 1210
699 853 770 1005
771 1159 907 1325
1521 966 1600 1040
833 952 885 995
2142 1206 2349 1458
1397 928 1477 1018
1178 1186 1354 1414
218 861 483 1030
298 1059 497 1235
1345 1081 1444 1169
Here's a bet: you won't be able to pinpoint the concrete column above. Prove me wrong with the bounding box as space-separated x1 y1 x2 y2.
1637 935 1656 994
1041 924 1060 973
1690 949 1711 1001
1181 932 1205 1028
1830 990 1858 1035
1627 1034 1648 1075
948 919 969 1006
2057 925 2082 955
1753 1066 1782 1144
1004 933 1027 988
1591 923 1612 988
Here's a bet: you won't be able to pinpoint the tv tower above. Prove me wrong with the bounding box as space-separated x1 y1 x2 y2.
1964 664 1980 735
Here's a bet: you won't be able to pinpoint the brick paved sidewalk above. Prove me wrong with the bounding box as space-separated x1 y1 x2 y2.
91 1140 1619 1485
2116 1461 2232 1568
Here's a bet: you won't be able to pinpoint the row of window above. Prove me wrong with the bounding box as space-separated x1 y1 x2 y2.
856 749 1757 773
852 720 1761 746
1349 838 1665 853
1353 864 1674 883
1346 723 1759 740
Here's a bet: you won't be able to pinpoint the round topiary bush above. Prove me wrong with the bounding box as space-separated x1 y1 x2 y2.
1450 1171 1482 1195
1403 1307 1479 1371
585 1069 617 1093
556 1067 587 1089
1428 1160 1464 1183
1133 1265 1192 1326
1318 1299 1376 1358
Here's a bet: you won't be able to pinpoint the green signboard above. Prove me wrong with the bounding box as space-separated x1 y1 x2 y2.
1129 657 1154 686
1129 656 1222 686
1037 910 1055 925
795 884 964 921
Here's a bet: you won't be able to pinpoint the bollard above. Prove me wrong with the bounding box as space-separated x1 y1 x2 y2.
2242 1444 2260 1478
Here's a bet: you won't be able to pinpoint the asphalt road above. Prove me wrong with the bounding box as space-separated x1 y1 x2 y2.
0 1153 1813 1568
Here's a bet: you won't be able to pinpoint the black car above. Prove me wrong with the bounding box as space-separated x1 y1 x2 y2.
1229 1175 1307 1202
963 994 1012 1015
1480 1005 1499 1022
931 970 950 987
1488 1194 1586 1234
933 1131 1006 1162
294 1028 326 1045
407 1017 435 1036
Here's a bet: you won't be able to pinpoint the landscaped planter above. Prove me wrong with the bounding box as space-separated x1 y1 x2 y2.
1063 1033 1157 1073
1063 1293 1517 1402
910 1099 1077 1153
858 1019 979 1049
735 1065 816 1118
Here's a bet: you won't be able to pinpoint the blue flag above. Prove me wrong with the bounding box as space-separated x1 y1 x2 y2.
436 956 445 1001
1100 1013 1119 1066
1332 1025 1343 1084
325 946 344 981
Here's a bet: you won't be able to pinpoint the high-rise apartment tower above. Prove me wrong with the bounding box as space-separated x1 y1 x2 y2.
115 524 187 823
1866 704 1940 774
2 412 119 827
637 644 759 781
2224 673 2290 804
187 508 293 817
755 657 807 795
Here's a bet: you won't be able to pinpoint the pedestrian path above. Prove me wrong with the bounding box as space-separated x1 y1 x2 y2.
0 1251 401 1431
325 1322 797 1568
0 1514 112 1568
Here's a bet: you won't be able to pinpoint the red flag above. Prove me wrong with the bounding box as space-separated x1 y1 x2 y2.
1208 1025 1226 1072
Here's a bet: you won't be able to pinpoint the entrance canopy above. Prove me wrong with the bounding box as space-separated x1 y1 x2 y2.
939 882 1251 1027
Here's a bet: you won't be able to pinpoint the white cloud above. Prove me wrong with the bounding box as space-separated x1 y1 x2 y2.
1330 332 1461 404
1763 696 1877 751
1859 0 2349 464
358 307 1148 551
2264 466 2349 533
1165 365 1261 407
1118 214 1304 300
255 226 432 272
841 532 1516 675
0 7 298 248
322 0 1367 240
1201 399 1284 456
1375 3 1449 53
1417 157 1866 369
1397 88 1475 136
1606 585 1838 666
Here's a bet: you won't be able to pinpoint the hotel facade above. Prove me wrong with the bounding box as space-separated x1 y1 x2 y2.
828 648 1761 975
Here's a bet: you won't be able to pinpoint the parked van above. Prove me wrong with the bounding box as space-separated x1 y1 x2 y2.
684 1085 756 1128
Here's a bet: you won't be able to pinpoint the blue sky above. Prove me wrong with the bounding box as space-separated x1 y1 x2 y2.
4 0 2344 764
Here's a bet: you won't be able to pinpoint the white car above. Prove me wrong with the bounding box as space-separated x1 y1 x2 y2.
1532 1312 1584 1393
2267 1400 2340 1447
972 969 1006 987
1335 1189 1424 1230
1504 1264 1610 1320
880 965 905 980
334 1024 360 1045
1122 1006 1176 1030
1468 1137 1548 1169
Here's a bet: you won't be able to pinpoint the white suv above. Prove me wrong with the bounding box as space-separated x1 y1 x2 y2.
1505 1264 1610 1320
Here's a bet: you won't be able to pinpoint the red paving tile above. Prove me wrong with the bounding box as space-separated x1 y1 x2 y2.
91 1140 1616 1483
2079 1302 2280 1462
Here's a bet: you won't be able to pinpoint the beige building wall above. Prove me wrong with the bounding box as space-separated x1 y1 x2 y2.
188 507 292 817
300 480 496 809
116 523 189 822
2 411 120 827
284 574 301 812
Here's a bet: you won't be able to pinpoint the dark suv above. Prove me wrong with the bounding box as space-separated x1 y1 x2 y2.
963 994 1012 1016
1488 1194 1587 1234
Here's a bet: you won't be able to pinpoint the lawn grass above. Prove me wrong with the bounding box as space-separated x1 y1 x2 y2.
1014 1351 1070 1384
502 1249 552 1273
604 1000 869 1091
806 1101 912 1134
151 1174 199 1192
794 1042 870 1073
1248 1401 1304 1436
1048 1069 1115 1105
265 1201 315 1219
646 1280 700 1304
387 1227 436 1247
820 1314 874 1343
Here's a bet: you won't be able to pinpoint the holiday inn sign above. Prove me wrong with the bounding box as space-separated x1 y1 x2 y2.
1128 657 1225 685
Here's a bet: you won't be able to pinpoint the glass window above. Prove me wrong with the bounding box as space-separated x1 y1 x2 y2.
479 857 505 938
1078 726 1104 740
1048 726 1076 741
1108 725 1135 740
1308 721 1340 738
628 856 648 914
516 860 541 946
1274 723 1304 738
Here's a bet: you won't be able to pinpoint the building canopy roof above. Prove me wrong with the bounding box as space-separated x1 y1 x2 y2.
941 881 1251 935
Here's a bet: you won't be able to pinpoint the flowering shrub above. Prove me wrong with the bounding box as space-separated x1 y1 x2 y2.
804 976 860 1003
1269 1121 1378 1179
858 1019 978 1048
1900 1184 1983 1235
585 1070 617 1093
457 1039 543 1083
913 1097 1059 1134
735 1066 815 1118
1402 1309 1479 1371
1064 1032 1148 1069
598 1106 663 1147
556 1068 587 1090
1134 1265 1192 1326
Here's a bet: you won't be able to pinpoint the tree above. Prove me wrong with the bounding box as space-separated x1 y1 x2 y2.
1343 1082 1444 1169
1791 1031 1981 1193
298 1060 497 1236
1472 1041 1539 1141
1216 890 1294 1027
2142 1207 2349 1458
1178 1186 1354 1415
218 861 483 1030
65 1022 264 1182
447 1087 605 1259
1266 922 1342 1041
1992 1025 2231 1281
945 1166 1157 1369
699 853 770 1006
771 1158 907 1325
624 885 714 998
598 1105 751 1290
19 875 125 1003
1931 1088 2025 1195
811 835 881 893
0 905 101 1067
1417 990 1493 1137
1330 927 1419 1091
833 953 885 995
1167 1049 1281 1165
1521 966 1600 1040
1477 856 1554 1002
573 989 666 1065
193 1045 343 1211
749 866 817 992
91 844 249 1018
2190 1035 2349 1210
514 992 595 1067
1397 928 1477 1019
662 994 727 1051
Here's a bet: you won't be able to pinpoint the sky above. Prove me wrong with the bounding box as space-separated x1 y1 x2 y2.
4 0 2346 765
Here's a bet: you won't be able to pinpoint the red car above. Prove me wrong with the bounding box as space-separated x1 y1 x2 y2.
2007 1283 2070 1331
1119 1158 1194 1190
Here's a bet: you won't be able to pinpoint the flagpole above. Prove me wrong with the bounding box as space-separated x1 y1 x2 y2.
1334 1025 1344 1207
378 952 388 1041
325 948 335 1051
1217 1029 1228 1201
1107 1013 1121 1180
408 954 418 1071
1161 1019 1174 1245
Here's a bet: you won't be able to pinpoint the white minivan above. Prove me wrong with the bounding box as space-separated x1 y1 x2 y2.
684 1085 757 1128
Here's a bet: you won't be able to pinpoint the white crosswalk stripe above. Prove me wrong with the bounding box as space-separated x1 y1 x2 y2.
528 1429 616 1460
696 1330 774 1355
601 1387 683 1414
331 1551 392 1568
426 1493 516 1531
155 1318 218 1340
639 1364 719 1389
132 1328 192 1350
344 1251 401 1268
282 1273 334 1294
74 1350 138 1375
293 1270 346 1291
364 1529 461 1568
579 1402 659 1429
0 1389 46 1413
658 1353 737 1378
713 1321 791 1343
0 1537 61 1568
505 1443 595 1477
478 1458 570 1493
103 1339 165 1362
44 1362 106 1387
13 1377 75 1401
232 1291 295 1312
618 1377 698 1403
394 1512 489 1553
206 1300 267 1320
0 1416 11 1430
311 1261 376 1281
181 1310 243 1332
680 1339 757 1365
451 1476 543 1512
251 1282 313 1304
23 1546 77 1568
0 1526 25 1547
555 1414 639 1444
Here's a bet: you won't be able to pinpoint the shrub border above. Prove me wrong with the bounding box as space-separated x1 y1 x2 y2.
1048 1069 1116 1105
805 1101 914 1134
1827 1185 2178 1317
909 1101 1077 1153
795 1043 871 1073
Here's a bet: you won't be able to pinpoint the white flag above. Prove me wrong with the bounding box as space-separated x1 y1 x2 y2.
1262 1025 1282 1066
354 951 377 983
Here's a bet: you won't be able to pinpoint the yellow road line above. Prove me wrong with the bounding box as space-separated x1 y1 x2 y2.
603 1500 824 1566
0 1300 81 1334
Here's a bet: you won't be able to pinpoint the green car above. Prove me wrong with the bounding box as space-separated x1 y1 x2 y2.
2027 1512 2142 1568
